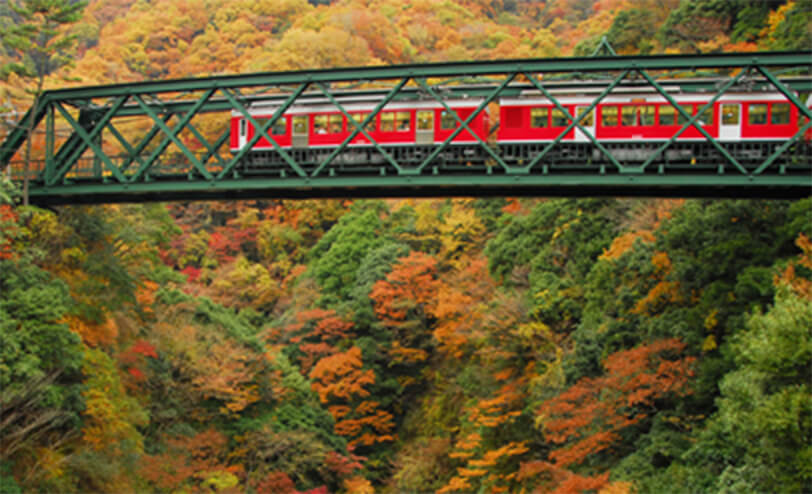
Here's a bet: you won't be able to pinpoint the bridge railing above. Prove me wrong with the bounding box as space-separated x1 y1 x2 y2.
1 51 810 204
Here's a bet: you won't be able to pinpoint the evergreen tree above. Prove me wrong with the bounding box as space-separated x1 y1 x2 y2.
1 0 87 205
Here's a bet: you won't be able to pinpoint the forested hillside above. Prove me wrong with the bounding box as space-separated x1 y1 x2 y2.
1 0 811 493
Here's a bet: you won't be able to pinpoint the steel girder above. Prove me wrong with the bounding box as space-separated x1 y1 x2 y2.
1 51 810 205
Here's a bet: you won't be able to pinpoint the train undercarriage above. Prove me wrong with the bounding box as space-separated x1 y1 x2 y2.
237 140 811 177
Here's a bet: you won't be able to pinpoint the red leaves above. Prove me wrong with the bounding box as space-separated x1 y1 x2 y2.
139 429 231 491
181 265 201 282
282 308 355 372
0 204 18 260
130 340 158 358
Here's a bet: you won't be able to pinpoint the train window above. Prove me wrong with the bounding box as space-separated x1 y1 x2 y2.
254 117 285 135
697 106 713 126
551 108 569 127
575 106 594 127
621 106 637 126
292 116 308 135
271 116 286 135
349 112 374 133
640 105 655 126
254 117 270 134
721 104 739 125
417 111 434 130
602 106 619 126
313 115 328 134
771 103 790 124
328 114 343 133
239 119 246 137
396 111 411 131
292 116 307 134
380 112 396 131
530 108 548 128
440 110 457 130
748 104 767 125
658 105 675 125
677 104 693 125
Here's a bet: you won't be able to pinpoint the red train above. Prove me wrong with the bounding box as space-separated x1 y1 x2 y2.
230 88 809 167
230 100 490 151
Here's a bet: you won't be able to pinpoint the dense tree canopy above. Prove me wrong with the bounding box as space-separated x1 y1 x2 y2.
1 1 810 492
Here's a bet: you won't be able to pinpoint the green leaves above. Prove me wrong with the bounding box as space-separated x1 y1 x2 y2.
688 291 812 493
1 0 87 82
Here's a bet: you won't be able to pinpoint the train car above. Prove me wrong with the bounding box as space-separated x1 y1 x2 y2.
497 91 802 143
230 99 490 153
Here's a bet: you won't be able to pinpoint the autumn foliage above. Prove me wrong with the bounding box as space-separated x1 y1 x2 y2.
2 0 809 492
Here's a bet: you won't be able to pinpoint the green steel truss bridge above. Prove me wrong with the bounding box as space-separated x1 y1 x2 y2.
1 51 810 205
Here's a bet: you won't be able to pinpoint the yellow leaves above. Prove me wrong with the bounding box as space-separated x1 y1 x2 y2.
701 335 717 353
438 199 486 261
343 475 374 494
513 321 552 342
600 480 636 494
762 1 795 46
35 446 67 481
704 309 719 331
191 340 263 414
81 349 146 455
63 314 118 347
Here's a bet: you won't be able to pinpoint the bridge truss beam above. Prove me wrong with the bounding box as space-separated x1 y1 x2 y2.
1 51 810 205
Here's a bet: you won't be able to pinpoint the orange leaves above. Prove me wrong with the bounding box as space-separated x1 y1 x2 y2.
632 281 681 315
343 475 374 494
600 230 656 261
309 346 395 449
600 199 684 261
468 442 530 468
468 381 525 428
441 439 529 493
430 257 495 357
632 251 682 315
64 314 118 347
309 347 374 404
775 234 812 300
536 339 695 475
371 251 440 326
389 341 428 365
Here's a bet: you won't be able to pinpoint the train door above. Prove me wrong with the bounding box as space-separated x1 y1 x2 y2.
573 106 596 142
238 118 248 149
719 103 741 141
416 110 434 145
292 115 309 148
